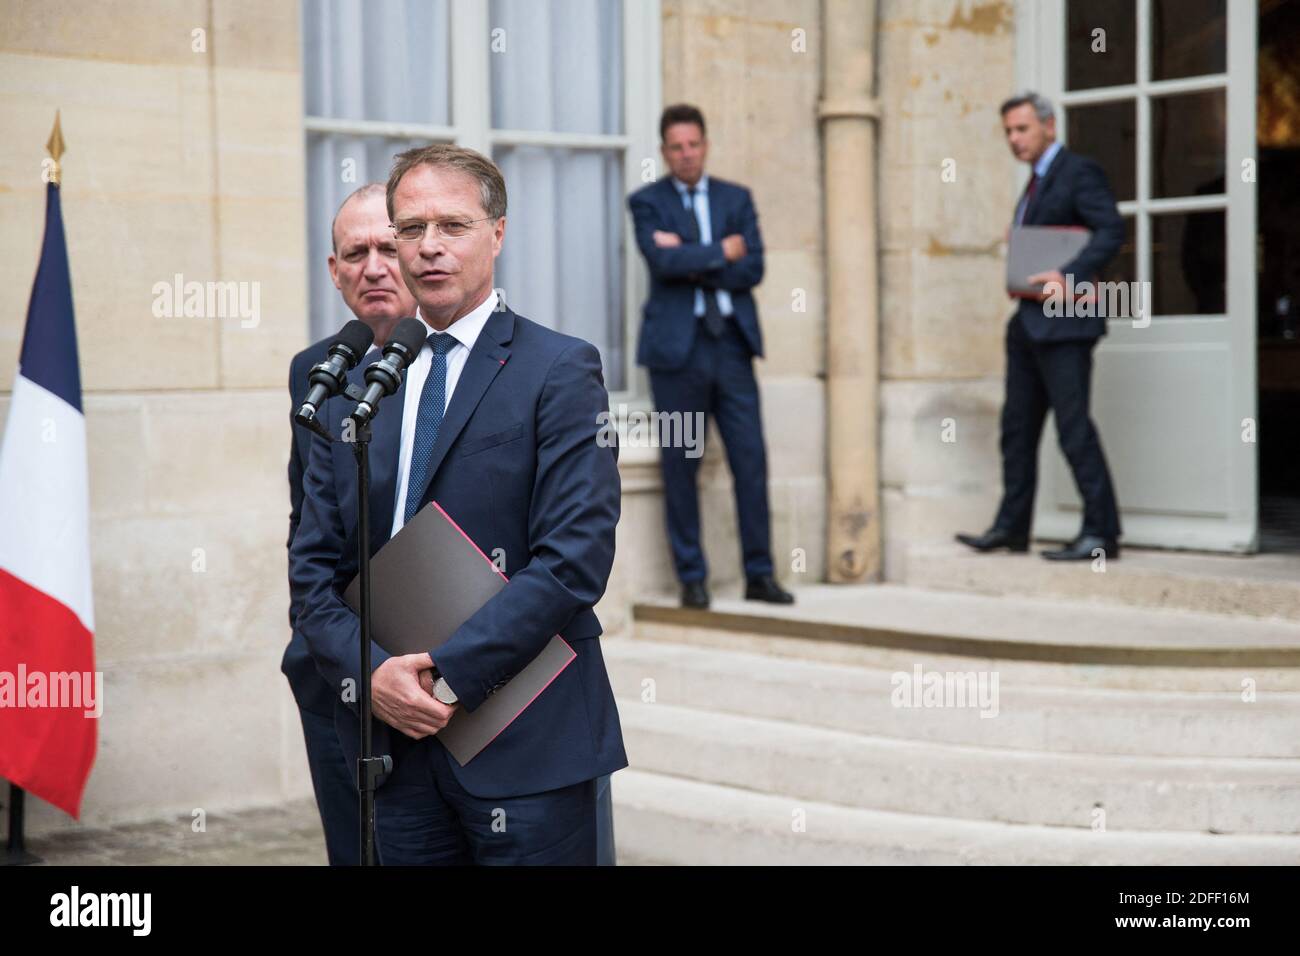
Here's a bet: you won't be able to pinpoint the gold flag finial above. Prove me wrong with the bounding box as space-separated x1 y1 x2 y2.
46 110 65 185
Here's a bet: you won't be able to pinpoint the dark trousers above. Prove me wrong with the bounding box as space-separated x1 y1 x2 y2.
648 320 774 582
298 705 360 866
595 773 615 866
993 315 1122 539
307 706 614 865
373 732 599 865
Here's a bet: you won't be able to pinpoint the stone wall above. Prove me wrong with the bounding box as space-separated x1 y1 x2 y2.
0 0 310 833
875 0 1017 579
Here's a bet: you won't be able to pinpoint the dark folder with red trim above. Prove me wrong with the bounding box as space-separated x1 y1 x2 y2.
342 500 575 766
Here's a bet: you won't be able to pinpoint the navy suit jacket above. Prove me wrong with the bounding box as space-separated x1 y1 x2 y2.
1014 146 1125 343
288 305 628 799
628 175 765 370
283 336 338 717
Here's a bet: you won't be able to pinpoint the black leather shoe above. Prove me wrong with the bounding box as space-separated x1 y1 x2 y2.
955 528 1029 553
744 575 795 604
1041 535 1120 561
681 580 710 609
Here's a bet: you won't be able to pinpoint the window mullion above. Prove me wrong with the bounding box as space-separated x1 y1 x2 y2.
619 0 662 403
451 0 491 153
1136 0 1152 290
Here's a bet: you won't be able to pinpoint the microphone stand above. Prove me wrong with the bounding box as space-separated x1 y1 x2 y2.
347 403 389 868
293 385 392 867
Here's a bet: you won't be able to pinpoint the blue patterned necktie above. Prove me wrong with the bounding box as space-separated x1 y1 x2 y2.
403 332 458 524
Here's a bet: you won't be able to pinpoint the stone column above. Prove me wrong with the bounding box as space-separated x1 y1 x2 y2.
820 0 880 581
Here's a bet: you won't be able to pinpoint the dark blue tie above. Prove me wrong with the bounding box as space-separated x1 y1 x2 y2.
684 186 725 337
403 332 458 524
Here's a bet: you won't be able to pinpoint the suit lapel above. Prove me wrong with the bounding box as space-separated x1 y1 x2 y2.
1024 148 1066 225
707 180 725 246
407 307 515 513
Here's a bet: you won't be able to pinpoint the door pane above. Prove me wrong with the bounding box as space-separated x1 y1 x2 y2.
1098 215 1138 317
490 0 623 135
302 0 451 125
1152 90 1226 199
1067 100 1136 202
493 146 626 390
1152 210 1226 315
1066 0 1136 91
1151 0 1227 81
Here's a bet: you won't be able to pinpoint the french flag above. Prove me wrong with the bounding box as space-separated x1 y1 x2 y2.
0 181 97 819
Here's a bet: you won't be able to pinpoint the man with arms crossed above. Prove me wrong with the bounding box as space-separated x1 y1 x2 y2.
628 104 794 609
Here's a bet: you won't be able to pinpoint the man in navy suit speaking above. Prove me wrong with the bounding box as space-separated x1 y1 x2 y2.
289 145 627 865
628 104 794 610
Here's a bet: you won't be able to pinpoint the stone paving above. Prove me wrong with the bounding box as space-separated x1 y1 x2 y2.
19 799 650 865
22 799 329 866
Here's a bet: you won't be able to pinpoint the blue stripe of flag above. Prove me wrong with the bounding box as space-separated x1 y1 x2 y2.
19 183 82 413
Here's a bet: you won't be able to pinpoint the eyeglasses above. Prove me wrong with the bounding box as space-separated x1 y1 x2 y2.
390 217 495 242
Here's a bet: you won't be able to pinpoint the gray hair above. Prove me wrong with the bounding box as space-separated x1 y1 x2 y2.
330 182 387 252
999 91 1055 122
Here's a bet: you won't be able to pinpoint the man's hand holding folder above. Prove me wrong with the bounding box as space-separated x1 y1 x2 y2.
1024 268 1066 303
341 499 580 765
368 653 459 740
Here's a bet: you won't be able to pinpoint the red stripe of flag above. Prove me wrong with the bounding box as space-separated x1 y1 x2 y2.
0 569 97 818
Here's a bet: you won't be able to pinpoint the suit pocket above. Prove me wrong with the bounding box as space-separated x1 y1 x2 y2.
457 421 525 457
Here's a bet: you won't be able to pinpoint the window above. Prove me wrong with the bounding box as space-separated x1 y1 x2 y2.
1062 0 1228 317
302 0 661 395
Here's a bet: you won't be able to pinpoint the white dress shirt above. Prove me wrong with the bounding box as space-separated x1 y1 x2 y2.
389 289 499 538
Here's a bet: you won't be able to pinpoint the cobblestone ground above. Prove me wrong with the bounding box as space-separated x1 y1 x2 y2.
21 799 651 865
24 799 329 866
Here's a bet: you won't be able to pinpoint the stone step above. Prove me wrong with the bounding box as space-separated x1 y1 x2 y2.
630 583 1300 691
604 638 1300 758
611 769 1300 865
902 541 1300 621
615 699 1300 834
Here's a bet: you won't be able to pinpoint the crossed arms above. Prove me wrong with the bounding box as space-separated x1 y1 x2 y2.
627 186 765 292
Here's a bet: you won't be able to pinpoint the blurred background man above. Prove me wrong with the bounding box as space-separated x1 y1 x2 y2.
957 92 1125 562
283 183 416 865
628 104 794 609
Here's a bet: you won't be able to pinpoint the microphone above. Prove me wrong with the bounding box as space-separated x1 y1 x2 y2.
295 320 375 426
349 317 428 425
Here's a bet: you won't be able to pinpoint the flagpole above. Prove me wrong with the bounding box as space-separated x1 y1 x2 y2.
4 784 39 865
1 112 68 867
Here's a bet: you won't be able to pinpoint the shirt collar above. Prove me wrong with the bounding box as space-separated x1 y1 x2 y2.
415 289 499 354
1033 141 1062 178
671 173 709 196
